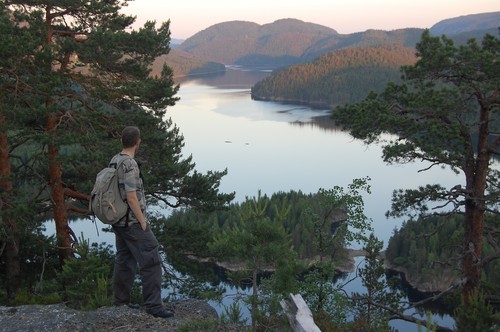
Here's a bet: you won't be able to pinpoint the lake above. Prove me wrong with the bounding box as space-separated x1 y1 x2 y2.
169 66 460 247
61 65 460 330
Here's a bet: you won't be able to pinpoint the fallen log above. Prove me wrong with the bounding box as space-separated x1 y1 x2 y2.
280 293 321 332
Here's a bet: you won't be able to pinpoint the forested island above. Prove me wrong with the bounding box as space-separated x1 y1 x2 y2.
159 189 363 270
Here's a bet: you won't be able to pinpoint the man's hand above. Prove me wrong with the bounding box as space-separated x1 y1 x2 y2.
126 191 147 231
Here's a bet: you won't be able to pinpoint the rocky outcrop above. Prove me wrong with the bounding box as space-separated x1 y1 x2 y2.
0 299 239 332
186 248 367 275
385 264 456 293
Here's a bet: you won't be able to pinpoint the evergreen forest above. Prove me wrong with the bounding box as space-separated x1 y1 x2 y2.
251 45 418 108
386 215 500 296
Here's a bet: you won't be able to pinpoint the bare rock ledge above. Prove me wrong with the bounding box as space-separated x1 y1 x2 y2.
0 299 234 332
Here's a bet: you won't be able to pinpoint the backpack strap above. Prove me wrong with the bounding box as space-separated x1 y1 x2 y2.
109 154 131 169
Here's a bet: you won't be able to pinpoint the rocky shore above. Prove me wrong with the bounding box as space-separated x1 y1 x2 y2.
384 263 456 293
335 249 367 273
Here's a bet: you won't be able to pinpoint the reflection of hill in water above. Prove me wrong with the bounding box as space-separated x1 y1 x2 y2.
167 250 349 293
289 114 343 132
386 270 454 317
176 66 272 89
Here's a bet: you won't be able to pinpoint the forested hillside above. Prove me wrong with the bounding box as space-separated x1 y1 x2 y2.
251 45 417 108
300 28 423 62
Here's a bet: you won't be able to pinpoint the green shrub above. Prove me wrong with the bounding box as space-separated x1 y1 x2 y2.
14 282 62 305
56 236 114 310
454 290 499 332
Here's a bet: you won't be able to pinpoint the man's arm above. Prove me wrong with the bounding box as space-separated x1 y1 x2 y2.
126 191 147 231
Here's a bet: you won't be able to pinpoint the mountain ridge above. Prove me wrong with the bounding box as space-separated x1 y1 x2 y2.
429 11 500 35
160 11 499 77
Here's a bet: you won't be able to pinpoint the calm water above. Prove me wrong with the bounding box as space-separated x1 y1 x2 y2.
170 67 460 248
61 66 461 330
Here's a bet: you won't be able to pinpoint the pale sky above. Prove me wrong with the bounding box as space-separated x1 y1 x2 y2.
121 0 499 40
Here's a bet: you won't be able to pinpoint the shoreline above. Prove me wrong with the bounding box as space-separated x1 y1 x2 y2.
185 249 453 294
185 248 368 274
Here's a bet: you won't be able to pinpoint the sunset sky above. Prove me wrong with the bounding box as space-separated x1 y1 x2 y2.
121 0 499 39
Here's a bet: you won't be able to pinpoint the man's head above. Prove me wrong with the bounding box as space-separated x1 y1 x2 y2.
121 126 141 148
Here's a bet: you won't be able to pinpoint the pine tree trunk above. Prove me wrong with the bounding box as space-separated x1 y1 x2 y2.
0 115 20 301
462 207 484 300
462 107 489 303
41 7 73 263
47 112 73 262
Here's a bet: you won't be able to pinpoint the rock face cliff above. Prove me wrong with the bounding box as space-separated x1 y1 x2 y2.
0 299 237 332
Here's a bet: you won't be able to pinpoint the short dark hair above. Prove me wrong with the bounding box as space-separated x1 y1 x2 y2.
121 126 140 148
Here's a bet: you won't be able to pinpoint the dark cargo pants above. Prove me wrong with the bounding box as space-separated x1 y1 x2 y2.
112 223 163 314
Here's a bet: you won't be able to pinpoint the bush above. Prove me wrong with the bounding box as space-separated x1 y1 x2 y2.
454 290 499 332
57 237 115 310
14 280 62 305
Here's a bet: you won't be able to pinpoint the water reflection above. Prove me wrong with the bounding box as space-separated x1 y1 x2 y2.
169 73 461 247
290 114 345 132
176 65 272 89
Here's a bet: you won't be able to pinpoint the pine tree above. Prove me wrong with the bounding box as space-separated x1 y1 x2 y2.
332 30 500 306
208 191 297 330
352 234 403 331
0 1 233 301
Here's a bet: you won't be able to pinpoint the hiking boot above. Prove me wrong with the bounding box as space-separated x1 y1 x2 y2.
148 308 174 318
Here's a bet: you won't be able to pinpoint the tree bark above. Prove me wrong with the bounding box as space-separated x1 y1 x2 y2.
0 115 20 302
462 104 489 303
43 6 74 264
47 112 73 262
462 207 484 300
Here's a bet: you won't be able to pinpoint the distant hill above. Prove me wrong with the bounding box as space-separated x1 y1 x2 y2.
152 49 225 79
170 38 185 48
251 44 418 108
174 12 498 68
164 12 498 80
300 28 423 62
429 12 499 46
178 18 338 66
429 11 499 36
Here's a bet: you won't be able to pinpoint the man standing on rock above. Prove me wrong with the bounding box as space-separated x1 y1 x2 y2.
110 126 173 318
